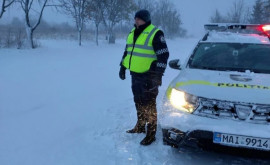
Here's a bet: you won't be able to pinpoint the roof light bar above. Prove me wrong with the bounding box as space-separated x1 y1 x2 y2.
205 23 258 31
204 23 270 37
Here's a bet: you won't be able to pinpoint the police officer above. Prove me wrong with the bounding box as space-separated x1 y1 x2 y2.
119 9 169 146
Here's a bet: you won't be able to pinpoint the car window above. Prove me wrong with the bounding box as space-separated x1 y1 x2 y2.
188 43 270 74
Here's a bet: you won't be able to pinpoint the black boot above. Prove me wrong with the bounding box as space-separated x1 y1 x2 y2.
127 103 146 133
140 101 157 145
140 136 156 145
140 123 156 145
126 121 146 133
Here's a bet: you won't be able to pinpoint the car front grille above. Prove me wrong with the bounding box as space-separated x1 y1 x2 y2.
193 98 270 124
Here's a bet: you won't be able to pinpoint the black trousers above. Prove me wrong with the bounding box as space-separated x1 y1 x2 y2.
131 73 159 137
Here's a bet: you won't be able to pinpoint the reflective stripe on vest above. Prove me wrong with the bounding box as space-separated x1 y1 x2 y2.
122 24 159 73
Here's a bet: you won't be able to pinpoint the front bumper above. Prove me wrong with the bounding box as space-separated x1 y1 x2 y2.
160 102 270 153
160 103 270 139
162 128 270 157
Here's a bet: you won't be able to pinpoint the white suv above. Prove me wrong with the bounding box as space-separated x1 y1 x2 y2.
160 24 270 152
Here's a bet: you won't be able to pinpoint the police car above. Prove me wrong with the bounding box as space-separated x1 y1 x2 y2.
160 24 270 152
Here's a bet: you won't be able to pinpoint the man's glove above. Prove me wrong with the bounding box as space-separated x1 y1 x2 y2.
153 72 163 86
149 62 164 86
119 66 126 80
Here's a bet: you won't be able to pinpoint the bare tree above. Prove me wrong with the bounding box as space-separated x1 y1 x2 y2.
226 0 245 23
210 9 226 23
59 0 87 46
15 27 24 49
85 0 105 46
242 6 252 23
263 0 270 22
249 0 265 23
102 0 136 44
152 0 183 38
4 27 12 48
20 0 48 48
135 0 157 11
0 0 15 19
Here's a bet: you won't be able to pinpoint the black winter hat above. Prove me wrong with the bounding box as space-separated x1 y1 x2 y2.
134 9 151 23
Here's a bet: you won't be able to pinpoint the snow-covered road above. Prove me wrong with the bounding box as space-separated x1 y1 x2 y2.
0 38 269 165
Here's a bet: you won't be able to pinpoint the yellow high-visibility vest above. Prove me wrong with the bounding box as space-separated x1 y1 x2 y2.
122 24 159 73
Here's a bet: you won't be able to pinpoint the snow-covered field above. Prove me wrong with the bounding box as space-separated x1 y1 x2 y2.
0 38 269 165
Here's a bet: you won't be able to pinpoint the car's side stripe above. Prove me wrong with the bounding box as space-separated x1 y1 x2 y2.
174 80 270 90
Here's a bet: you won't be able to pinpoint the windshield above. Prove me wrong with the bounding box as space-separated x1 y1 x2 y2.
188 43 270 74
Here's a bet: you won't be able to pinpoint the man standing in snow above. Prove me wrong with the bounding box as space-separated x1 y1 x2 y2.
119 9 169 146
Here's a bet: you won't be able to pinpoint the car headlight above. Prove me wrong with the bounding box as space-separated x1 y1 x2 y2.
169 88 199 113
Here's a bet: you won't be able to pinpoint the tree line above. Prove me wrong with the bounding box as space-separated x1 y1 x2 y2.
0 0 184 49
210 0 270 24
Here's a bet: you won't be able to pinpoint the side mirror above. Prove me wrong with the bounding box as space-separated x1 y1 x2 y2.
169 59 181 70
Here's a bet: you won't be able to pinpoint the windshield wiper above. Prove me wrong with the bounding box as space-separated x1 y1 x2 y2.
190 65 270 74
191 66 228 71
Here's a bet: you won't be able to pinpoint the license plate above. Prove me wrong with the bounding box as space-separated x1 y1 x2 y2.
213 132 270 151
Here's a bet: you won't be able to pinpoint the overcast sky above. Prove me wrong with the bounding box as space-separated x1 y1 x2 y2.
1 0 256 36
172 0 255 36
